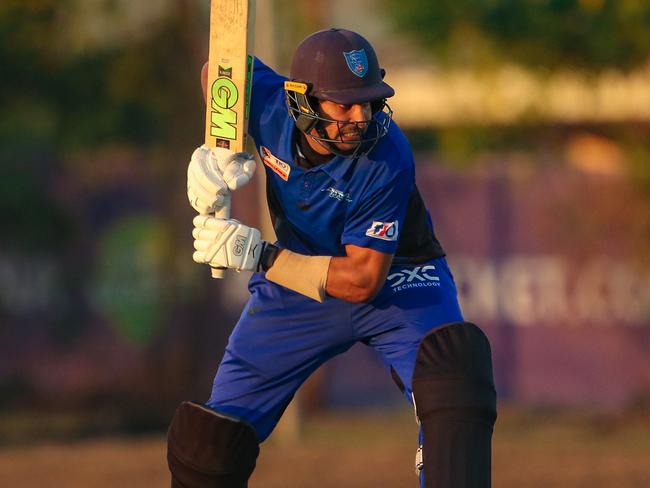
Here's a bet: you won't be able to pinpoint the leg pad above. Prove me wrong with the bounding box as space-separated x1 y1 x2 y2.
167 401 259 488
412 322 497 488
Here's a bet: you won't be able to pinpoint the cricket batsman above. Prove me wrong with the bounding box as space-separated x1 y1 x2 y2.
168 28 497 487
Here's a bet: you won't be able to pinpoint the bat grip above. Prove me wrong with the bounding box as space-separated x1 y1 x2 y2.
210 198 231 279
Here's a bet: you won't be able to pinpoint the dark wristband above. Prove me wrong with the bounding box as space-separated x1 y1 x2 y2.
259 242 281 272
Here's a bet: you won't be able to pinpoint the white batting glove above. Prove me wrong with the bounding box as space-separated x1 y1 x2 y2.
187 145 256 214
192 215 263 272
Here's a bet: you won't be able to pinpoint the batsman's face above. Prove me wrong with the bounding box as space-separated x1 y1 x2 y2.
315 100 372 152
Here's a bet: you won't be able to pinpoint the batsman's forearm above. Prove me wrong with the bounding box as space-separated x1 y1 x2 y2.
326 251 392 303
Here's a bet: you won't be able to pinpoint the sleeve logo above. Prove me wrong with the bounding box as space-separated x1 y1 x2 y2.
261 146 291 181
365 221 399 241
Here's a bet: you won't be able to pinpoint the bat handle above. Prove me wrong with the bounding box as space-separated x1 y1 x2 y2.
210 197 231 279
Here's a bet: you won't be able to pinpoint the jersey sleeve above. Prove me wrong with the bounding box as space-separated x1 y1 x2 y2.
341 165 414 254
248 58 286 144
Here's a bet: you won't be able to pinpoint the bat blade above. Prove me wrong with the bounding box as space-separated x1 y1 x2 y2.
204 0 256 278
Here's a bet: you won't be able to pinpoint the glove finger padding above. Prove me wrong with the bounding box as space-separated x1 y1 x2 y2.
193 239 215 252
187 145 256 214
187 183 226 214
187 145 247 214
193 229 235 252
192 216 263 272
187 146 231 214
188 162 227 197
221 153 256 191
189 154 229 195
193 215 236 231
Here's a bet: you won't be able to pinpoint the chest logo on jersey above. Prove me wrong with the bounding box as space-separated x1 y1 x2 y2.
366 220 399 241
261 146 291 181
387 266 441 292
321 187 352 203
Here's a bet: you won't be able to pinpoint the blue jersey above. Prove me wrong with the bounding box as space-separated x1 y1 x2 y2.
248 59 444 261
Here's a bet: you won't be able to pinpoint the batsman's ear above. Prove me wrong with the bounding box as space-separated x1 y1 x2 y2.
201 61 209 103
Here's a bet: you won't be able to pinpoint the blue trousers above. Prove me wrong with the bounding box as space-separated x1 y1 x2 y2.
207 257 463 445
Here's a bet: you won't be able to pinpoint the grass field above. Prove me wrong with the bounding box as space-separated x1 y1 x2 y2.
0 406 648 487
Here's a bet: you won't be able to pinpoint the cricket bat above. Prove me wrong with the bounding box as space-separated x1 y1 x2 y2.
205 0 256 278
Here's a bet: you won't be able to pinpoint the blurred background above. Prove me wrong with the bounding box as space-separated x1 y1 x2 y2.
1 0 649 486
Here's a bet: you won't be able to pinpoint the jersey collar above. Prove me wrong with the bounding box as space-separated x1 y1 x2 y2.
315 155 355 182
287 127 358 182
293 135 356 182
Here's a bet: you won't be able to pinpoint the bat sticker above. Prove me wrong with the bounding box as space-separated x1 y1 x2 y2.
210 65 240 146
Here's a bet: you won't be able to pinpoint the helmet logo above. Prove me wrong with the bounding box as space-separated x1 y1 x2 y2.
343 49 368 78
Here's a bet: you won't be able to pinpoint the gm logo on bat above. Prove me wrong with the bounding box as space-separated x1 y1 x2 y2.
210 65 239 144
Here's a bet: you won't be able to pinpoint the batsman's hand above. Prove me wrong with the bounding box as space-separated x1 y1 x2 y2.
187 145 256 214
192 215 263 272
